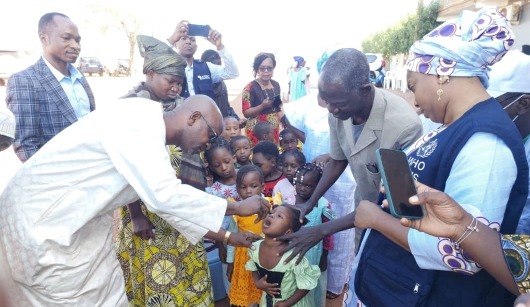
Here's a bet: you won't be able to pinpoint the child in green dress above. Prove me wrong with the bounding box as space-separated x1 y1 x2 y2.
246 205 320 307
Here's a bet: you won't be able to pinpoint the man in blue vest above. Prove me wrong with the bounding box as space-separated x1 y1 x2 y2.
169 20 239 100
165 21 240 192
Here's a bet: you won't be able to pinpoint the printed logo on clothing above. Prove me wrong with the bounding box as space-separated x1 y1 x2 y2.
417 139 438 158
197 75 211 80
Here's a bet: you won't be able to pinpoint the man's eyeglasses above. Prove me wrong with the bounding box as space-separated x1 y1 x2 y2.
201 115 218 143
258 66 274 72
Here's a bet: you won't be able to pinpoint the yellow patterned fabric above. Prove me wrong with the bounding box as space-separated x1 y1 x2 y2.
501 234 530 294
115 145 214 307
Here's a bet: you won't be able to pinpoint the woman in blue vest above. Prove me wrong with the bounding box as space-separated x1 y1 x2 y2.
395 182 529 306
353 8 528 307
275 7 529 307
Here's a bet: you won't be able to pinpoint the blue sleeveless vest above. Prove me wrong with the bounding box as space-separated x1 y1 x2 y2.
181 60 215 100
355 98 529 307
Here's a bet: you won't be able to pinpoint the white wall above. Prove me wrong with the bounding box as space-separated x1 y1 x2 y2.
512 3 530 51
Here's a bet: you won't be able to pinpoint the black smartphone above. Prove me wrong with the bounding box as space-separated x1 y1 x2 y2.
187 24 210 37
272 94 282 109
376 148 424 219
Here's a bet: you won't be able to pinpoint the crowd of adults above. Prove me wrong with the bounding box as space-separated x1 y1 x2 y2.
0 6 530 307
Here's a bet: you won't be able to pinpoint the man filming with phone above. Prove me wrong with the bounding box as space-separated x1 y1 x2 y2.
168 20 239 101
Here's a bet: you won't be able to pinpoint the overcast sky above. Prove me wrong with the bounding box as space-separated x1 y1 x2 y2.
0 0 427 85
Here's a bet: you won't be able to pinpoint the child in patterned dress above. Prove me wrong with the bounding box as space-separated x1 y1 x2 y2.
204 137 240 295
293 163 335 307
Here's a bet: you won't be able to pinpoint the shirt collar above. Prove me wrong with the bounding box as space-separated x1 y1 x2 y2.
42 56 84 82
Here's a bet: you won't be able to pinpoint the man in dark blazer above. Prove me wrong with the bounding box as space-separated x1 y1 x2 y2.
6 12 95 163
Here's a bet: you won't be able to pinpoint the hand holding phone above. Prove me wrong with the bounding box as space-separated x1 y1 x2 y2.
376 148 424 219
272 94 282 109
187 24 210 37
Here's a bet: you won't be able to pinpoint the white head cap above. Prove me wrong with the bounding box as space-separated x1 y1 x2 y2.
487 50 530 98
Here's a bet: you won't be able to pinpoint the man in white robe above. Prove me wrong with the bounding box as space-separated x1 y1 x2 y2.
0 96 269 306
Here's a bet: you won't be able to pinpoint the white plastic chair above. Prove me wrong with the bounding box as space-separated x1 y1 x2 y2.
384 71 396 89
395 69 408 93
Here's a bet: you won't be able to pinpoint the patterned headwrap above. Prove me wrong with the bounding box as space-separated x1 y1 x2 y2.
0 107 15 139
316 50 336 74
406 7 515 88
293 56 304 68
137 35 186 78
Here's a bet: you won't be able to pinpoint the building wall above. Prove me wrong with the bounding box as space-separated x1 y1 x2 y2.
512 3 530 51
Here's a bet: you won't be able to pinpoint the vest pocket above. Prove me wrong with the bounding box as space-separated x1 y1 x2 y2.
356 247 431 307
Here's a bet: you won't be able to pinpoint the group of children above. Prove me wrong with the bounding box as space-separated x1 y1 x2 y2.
204 116 334 307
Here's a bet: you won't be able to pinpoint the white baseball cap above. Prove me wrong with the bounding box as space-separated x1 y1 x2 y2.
487 50 530 98
0 107 15 139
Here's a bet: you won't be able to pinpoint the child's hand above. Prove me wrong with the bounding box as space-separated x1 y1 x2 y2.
273 301 290 307
255 274 281 298
226 263 234 282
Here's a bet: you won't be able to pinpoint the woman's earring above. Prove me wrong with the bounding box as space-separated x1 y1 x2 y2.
437 76 450 101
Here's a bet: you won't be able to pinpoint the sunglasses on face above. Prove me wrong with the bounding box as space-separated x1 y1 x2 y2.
201 115 218 143
258 66 274 72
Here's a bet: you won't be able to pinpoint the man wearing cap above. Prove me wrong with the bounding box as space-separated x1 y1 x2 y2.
7 12 95 163
487 49 530 235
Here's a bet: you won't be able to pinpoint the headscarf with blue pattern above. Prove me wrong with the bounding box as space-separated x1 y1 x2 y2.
316 50 336 74
406 7 515 88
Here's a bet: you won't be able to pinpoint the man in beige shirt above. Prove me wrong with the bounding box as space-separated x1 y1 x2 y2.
297 48 422 251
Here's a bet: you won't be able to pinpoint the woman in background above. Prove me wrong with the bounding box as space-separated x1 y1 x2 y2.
242 52 282 146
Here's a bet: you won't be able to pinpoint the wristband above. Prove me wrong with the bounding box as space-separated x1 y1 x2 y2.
223 231 232 245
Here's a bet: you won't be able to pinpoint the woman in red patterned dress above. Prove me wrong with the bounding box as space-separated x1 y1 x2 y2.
242 52 282 146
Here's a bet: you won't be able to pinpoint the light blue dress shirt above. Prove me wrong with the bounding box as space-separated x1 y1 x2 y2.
42 57 90 119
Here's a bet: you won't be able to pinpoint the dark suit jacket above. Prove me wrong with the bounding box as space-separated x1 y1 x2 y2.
6 57 95 162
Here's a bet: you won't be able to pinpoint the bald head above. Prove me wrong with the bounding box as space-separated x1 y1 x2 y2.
319 48 370 93
164 95 223 154
181 95 222 129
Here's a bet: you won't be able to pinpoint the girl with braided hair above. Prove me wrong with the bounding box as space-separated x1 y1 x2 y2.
293 163 335 307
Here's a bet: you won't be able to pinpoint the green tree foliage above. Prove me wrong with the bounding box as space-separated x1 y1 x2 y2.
362 0 441 58
83 4 142 77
